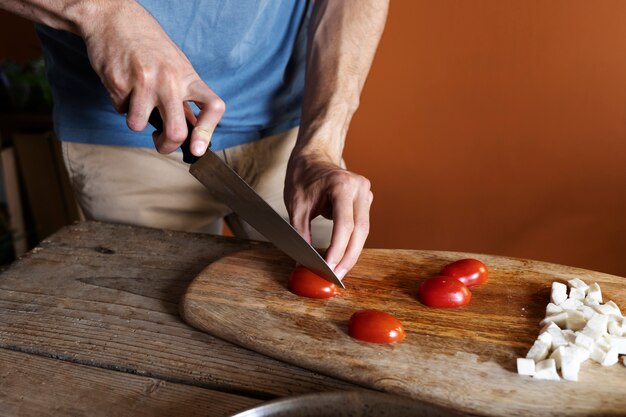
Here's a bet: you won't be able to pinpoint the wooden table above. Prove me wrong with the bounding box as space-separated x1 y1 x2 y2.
0 221 359 417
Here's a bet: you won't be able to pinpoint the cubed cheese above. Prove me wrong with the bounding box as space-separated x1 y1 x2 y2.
540 312 568 328
551 282 568 305
526 339 551 362
574 332 595 352
607 336 626 355
608 320 623 337
568 287 586 301
590 344 607 364
565 310 586 331
517 358 536 376
580 314 608 340
567 278 589 292
580 305 596 321
560 346 582 382
593 301 622 318
570 344 591 363
537 331 552 345
548 326 569 349
533 359 560 381
601 346 619 366
561 298 584 310
549 346 565 369
585 283 602 305
546 302 563 315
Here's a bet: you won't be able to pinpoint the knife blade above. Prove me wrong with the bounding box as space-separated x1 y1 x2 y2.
148 109 345 288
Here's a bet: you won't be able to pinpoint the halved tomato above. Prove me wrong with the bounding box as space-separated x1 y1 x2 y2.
419 276 472 308
441 258 488 287
348 309 405 344
288 266 341 299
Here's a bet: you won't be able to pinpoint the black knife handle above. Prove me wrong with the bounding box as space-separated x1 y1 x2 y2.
148 108 199 164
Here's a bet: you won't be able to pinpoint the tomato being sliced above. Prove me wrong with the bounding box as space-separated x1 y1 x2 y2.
419 276 472 308
440 258 488 287
288 266 341 299
348 309 405 344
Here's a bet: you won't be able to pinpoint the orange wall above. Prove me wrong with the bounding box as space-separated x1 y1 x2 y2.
346 1 626 276
3 3 626 276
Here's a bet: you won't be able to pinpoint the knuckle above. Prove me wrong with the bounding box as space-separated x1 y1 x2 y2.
207 98 226 115
167 124 187 143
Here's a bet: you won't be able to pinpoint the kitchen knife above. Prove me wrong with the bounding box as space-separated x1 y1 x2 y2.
148 109 344 288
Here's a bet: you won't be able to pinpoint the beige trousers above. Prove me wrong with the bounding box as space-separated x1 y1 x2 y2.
61 128 333 247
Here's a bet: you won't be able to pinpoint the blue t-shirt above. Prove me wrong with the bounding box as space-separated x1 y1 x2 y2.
37 0 310 150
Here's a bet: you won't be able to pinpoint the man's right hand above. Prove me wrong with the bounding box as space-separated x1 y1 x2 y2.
78 1 224 156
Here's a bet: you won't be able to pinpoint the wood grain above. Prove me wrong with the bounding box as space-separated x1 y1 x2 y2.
0 221 356 403
0 349 260 417
181 247 626 417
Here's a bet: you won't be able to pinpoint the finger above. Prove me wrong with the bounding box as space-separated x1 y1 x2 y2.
126 88 153 132
289 201 313 245
333 188 373 280
153 96 187 154
183 101 197 125
324 193 355 278
187 80 225 156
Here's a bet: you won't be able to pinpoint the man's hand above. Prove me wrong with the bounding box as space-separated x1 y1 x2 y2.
285 147 373 280
78 1 224 156
289 0 388 278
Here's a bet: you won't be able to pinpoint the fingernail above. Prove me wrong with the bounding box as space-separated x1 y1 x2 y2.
336 268 347 280
328 263 337 270
193 140 206 155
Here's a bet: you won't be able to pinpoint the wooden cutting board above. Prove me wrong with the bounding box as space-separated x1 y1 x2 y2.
180 248 626 416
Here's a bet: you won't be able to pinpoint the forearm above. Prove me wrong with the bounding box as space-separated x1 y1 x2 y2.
0 0 128 36
298 0 389 162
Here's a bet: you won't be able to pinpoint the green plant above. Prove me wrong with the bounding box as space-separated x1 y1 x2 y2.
0 58 52 113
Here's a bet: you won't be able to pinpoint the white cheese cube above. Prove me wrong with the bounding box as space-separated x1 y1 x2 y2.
517 358 536 376
574 332 595 352
533 359 560 381
562 329 576 344
593 301 622 318
547 326 569 349
549 346 565 369
565 310 586 331
570 344 591 363
608 320 623 336
537 331 552 345
601 346 619 366
608 336 626 354
526 339 551 362
560 346 582 381
567 278 589 292
585 283 602 305
606 301 623 317
540 312 568 328
580 305 596 320
580 314 608 340
561 298 584 310
540 322 560 334
546 302 563 315
568 287 586 301
551 282 568 305
590 345 607 364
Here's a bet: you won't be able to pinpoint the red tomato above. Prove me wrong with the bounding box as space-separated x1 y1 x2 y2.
348 309 406 344
419 276 472 308
440 258 488 287
288 266 341 299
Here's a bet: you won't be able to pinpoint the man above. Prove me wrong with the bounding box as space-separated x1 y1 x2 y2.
0 0 388 280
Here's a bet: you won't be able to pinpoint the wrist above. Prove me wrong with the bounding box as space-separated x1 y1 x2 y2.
70 0 136 38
